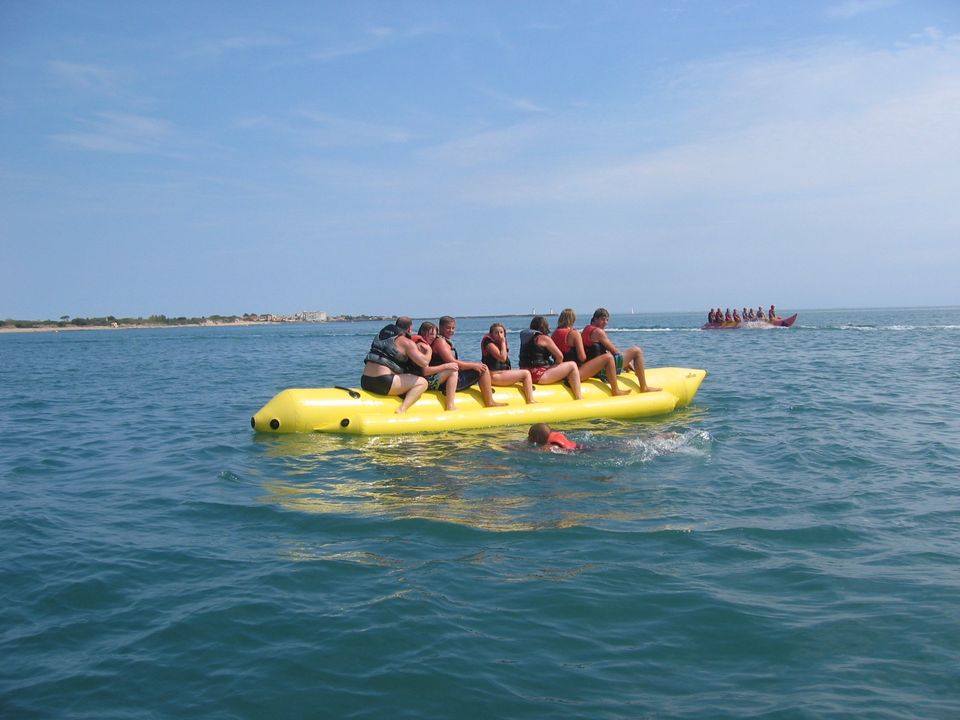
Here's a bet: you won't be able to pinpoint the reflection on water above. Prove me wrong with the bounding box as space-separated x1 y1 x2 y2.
254 417 711 532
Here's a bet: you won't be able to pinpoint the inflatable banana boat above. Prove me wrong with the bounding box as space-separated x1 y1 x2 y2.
702 313 797 330
251 367 706 435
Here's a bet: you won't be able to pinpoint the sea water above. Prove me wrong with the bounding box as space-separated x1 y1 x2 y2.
1 308 958 719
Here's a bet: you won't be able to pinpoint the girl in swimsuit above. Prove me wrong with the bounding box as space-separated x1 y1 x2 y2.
481 323 537 404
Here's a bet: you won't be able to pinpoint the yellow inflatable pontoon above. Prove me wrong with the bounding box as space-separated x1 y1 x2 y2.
251 367 706 435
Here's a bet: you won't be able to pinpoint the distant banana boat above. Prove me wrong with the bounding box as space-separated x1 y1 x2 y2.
702 313 797 330
251 367 707 435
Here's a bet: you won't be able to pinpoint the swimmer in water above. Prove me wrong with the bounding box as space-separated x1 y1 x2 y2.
527 423 580 451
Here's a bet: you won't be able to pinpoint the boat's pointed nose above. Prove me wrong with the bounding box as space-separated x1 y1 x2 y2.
251 390 300 433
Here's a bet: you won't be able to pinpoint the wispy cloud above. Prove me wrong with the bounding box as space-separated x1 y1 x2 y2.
237 110 413 147
424 32 960 215
48 61 121 93
477 86 548 114
310 22 447 62
185 35 290 58
825 0 898 20
422 124 542 168
51 112 183 155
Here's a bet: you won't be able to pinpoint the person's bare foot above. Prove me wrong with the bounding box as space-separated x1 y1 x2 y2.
613 388 631 397
640 386 660 393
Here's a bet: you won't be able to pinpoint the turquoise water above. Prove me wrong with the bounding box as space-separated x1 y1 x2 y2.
2 307 959 718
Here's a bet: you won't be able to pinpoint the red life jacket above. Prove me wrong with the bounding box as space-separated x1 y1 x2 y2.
547 431 577 450
581 324 604 360
551 327 571 354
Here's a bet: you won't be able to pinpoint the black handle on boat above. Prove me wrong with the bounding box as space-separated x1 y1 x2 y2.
335 386 361 399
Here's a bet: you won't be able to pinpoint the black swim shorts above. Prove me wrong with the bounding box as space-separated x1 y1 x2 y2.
456 369 481 392
361 373 395 395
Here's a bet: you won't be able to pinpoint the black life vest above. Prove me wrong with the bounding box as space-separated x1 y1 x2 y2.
481 335 511 371
519 329 553 368
433 335 458 361
364 324 409 374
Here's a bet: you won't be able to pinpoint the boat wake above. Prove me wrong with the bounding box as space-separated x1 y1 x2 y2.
563 428 712 465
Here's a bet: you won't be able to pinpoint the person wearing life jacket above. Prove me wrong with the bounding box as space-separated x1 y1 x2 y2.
552 308 629 396
361 316 434 413
768 304 778 321
732 309 741 323
528 423 580 451
519 316 583 398
724 308 732 323
431 316 507 408
581 308 660 393
746 308 756 321
407 321 460 411
480 322 536 404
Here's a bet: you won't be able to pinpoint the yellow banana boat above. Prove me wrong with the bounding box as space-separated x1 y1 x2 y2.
251 367 706 435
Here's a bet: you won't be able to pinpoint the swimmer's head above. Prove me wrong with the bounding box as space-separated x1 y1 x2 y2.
528 423 552 445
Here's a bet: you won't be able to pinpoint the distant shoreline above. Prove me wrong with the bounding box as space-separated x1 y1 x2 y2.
0 317 399 335
0 320 274 334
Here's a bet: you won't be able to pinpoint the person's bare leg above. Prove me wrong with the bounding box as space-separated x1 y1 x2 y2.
395 376 428 413
442 370 458 411
602 354 629 396
479 371 507 408
520 370 536 404
625 347 659 393
566 363 582 399
491 369 537 404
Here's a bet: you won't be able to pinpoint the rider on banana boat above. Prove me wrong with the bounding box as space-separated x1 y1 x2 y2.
480 322 536 404
409 321 460 411
361 316 433 413
581 308 659 392
431 316 507 408
551 308 629 396
518 316 583 399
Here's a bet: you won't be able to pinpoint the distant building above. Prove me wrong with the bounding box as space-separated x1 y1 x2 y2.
297 311 328 322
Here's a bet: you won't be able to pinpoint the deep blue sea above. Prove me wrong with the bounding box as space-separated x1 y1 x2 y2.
2 307 959 719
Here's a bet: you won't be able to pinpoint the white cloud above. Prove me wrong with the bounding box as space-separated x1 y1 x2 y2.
477 86 548 114
438 32 960 210
422 124 543 168
186 35 290 58
238 110 413 147
310 22 447 62
297 110 414 145
825 0 899 20
48 61 120 93
51 112 182 155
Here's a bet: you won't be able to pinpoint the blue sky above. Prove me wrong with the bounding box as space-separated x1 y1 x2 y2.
2 1 958 319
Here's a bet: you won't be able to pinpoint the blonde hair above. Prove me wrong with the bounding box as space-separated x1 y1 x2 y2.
557 308 577 329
